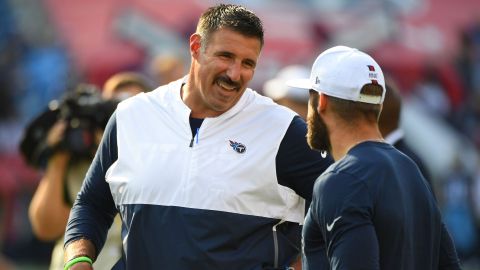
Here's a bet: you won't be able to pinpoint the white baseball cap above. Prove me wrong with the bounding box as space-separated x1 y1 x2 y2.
287 46 385 104
263 65 310 103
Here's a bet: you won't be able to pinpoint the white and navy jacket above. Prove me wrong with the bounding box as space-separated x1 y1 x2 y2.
64 78 333 270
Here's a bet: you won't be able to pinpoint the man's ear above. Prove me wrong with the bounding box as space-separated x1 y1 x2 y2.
190 34 202 58
318 93 328 112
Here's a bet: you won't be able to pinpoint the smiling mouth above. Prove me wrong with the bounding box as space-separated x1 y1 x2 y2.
217 80 238 91
216 75 241 92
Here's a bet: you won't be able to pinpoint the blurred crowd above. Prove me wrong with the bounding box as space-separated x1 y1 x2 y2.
1 0 480 269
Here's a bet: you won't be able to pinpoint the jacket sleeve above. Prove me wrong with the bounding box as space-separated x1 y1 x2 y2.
276 116 333 201
64 112 119 256
438 221 461 270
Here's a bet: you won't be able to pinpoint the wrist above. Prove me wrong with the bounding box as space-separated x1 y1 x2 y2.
69 261 93 270
64 256 93 270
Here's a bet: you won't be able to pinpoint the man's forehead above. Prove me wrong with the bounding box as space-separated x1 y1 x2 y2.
208 29 261 52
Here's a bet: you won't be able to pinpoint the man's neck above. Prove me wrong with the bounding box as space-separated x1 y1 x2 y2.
181 82 222 118
329 124 383 161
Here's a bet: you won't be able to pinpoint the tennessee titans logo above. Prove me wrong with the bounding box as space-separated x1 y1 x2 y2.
229 140 246 154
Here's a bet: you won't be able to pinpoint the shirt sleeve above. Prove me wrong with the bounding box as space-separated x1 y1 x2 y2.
276 116 333 201
302 204 329 269
64 112 119 256
311 171 380 270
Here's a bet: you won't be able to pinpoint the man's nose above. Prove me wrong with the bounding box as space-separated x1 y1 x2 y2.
226 61 241 82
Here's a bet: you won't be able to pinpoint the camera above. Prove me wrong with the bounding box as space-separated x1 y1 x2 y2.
19 84 118 168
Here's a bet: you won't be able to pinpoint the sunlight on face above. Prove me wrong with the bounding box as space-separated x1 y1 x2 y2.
193 28 261 116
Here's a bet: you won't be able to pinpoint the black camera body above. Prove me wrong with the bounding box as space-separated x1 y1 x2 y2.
20 84 118 168
58 86 117 157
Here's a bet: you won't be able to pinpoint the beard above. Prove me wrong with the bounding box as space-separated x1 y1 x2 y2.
306 104 331 153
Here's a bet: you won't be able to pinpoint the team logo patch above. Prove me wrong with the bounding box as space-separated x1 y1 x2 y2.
367 65 378 84
229 140 246 154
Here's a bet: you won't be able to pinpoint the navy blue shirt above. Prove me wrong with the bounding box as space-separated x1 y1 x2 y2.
302 141 460 270
65 113 333 269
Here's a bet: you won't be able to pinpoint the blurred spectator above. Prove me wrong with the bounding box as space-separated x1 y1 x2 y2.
26 72 150 270
456 30 476 96
0 151 51 269
102 71 152 101
455 19 480 150
379 79 433 188
458 18 480 96
149 54 186 87
413 64 451 118
0 254 15 270
262 65 310 119
473 159 480 223
0 4 58 264
472 161 480 261
440 155 478 261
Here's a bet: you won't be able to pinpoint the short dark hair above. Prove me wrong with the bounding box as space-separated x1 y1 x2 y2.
104 72 151 93
328 84 383 123
196 4 264 50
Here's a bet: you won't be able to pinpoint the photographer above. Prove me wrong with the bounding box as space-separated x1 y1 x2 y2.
25 72 150 270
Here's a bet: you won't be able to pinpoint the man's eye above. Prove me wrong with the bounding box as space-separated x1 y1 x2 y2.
219 54 231 59
243 62 255 69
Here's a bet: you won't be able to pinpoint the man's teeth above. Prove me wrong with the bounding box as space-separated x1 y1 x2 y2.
218 81 236 90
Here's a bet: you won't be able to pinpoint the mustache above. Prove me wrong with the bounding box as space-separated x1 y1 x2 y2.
216 75 241 91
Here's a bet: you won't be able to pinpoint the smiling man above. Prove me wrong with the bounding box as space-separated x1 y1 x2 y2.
62 4 333 270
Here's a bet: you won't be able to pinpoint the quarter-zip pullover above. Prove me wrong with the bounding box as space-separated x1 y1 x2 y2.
65 78 333 270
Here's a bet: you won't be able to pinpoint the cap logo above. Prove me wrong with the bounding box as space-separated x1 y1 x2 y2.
367 65 378 82
315 76 320 84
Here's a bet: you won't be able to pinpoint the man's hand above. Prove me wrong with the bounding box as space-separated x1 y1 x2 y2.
46 120 67 147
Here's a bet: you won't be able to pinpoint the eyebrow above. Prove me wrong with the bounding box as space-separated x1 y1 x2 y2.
215 51 257 68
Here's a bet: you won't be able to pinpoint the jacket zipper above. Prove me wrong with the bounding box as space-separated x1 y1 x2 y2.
272 219 286 268
189 128 200 147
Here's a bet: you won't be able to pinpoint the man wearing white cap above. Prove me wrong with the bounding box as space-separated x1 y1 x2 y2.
288 46 461 269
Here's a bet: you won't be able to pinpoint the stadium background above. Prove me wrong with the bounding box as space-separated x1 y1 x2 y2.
1 0 480 269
